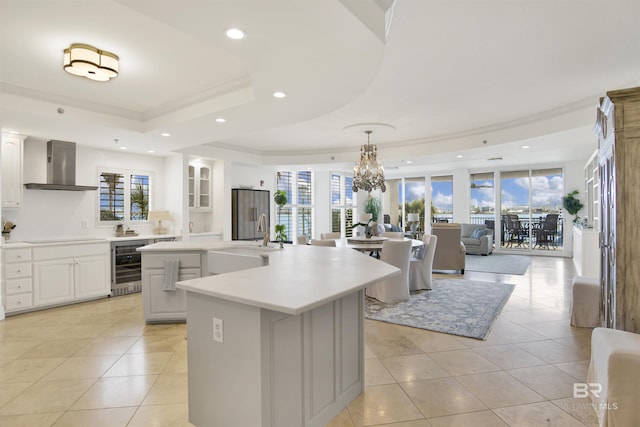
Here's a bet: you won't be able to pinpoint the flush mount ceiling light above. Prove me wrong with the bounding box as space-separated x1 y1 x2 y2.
63 43 118 81
215 117 226 123
273 91 286 98
225 28 246 40
352 130 386 193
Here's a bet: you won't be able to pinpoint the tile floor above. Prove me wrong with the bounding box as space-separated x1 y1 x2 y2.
0 256 598 426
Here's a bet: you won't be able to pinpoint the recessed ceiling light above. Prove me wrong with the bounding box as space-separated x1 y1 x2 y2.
147 150 155 153
456 154 464 158
215 117 226 123
226 28 245 40
120 146 127 150
273 91 286 98
522 145 531 149
406 160 412 164
161 132 170 137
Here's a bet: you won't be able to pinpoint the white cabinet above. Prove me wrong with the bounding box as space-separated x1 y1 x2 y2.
188 161 212 211
3 242 110 314
33 260 75 306
75 255 110 299
3 248 33 313
141 252 202 322
32 242 110 308
1 132 25 209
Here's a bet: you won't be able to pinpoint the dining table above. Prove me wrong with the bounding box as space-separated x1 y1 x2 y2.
334 236 424 256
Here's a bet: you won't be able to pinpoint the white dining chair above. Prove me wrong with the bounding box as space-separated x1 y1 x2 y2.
296 235 309 245
310 239 336 247
381 231 404 239
366 239 411 302
320 232 341 240
409 234 437 291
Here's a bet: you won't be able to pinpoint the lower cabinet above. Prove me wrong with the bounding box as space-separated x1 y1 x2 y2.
33 260 75 307
141 252 202 323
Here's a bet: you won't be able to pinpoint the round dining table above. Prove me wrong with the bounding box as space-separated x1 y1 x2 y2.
334 236 424 254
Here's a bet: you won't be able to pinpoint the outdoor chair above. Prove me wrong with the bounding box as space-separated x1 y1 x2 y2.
534 213 559 249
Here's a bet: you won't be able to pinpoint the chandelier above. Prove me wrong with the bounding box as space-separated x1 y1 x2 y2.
352 130 386 193
63 43 119 82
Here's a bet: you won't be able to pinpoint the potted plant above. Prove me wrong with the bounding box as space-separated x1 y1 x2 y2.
273 190 288 243
562 190 584 224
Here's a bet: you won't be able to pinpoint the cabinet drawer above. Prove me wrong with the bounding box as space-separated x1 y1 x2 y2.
143 253 201 269
6 278 32 295
5 249 32 263
5 262 32 279
6 293 33 311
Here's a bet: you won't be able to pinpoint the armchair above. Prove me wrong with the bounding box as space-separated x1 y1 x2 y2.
460 223 493 255
431 223 465 273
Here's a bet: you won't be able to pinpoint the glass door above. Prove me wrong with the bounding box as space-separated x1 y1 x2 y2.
500 168 563 251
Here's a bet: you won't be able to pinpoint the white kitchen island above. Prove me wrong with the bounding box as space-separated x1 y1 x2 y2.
165 243 398 427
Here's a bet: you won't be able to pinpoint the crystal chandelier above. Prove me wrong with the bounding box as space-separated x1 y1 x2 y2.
352 130 386 192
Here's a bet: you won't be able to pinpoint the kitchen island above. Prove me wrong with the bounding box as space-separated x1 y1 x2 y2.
141 241 399 427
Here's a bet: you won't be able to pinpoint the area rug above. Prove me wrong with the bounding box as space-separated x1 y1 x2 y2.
465 254 531 275
365 278 515 340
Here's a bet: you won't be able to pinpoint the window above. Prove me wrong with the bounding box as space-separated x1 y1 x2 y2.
404 177 426 231
99 170 151 223
331 173 356 237
431 175 453 222
470 172 495 225
276 170 314 241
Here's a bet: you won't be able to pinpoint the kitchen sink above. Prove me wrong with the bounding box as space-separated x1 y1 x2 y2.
208 248 271 275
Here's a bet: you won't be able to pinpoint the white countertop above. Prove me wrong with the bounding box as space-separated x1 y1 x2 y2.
1 234 179 248
167 244 399 315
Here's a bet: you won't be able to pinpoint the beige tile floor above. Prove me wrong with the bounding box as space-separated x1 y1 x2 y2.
0 256 598 426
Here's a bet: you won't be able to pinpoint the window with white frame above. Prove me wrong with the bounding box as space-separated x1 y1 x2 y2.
331 173 356 237
276 170 314 241
99 169 151 223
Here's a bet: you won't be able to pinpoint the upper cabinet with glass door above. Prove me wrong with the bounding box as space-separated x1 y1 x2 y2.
188 160 212 211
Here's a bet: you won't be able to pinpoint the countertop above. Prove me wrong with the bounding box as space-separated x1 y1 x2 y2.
1 234 179 248
143 242 399 315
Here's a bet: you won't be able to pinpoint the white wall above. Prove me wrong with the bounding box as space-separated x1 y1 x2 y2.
3 139 169 241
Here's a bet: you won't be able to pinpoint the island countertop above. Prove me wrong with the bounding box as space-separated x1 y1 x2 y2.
149 243 399 315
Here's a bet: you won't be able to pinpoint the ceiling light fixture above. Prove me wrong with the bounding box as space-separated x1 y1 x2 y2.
522 145 531 149
215 118 226 123
161 133 170 137
352 130 386 193
63 43 118 82
456 154 464 158
273 91 286 98
225 28 246 40
119 146 127 150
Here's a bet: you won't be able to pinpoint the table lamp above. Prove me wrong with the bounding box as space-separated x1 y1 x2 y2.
148 210 171 234
407 213 420 232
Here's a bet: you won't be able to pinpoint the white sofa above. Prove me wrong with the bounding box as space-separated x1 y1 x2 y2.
460 223 493 255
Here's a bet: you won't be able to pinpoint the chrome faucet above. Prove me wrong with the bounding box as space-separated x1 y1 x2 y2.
256 213 269 247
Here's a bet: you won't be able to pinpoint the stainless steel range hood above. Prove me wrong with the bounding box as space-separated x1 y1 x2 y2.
24 140 98 191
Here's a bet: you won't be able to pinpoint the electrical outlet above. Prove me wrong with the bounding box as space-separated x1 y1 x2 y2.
213 317 223 343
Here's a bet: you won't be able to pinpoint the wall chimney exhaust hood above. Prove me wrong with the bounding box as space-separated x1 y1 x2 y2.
24 140 98 191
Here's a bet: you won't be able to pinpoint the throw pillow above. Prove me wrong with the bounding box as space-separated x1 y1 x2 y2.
470 228 484 239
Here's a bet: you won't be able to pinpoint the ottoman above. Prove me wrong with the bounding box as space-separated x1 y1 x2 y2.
570 276 600 327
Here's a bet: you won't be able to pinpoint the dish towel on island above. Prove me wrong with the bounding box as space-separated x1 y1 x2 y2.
163 259 180 291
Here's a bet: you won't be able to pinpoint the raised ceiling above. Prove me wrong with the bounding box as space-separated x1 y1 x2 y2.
1 0 639 170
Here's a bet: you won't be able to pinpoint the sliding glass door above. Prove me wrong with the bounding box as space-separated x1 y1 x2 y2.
500 168 563 251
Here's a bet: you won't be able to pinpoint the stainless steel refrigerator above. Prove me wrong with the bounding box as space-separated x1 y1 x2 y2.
231 189 270 240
